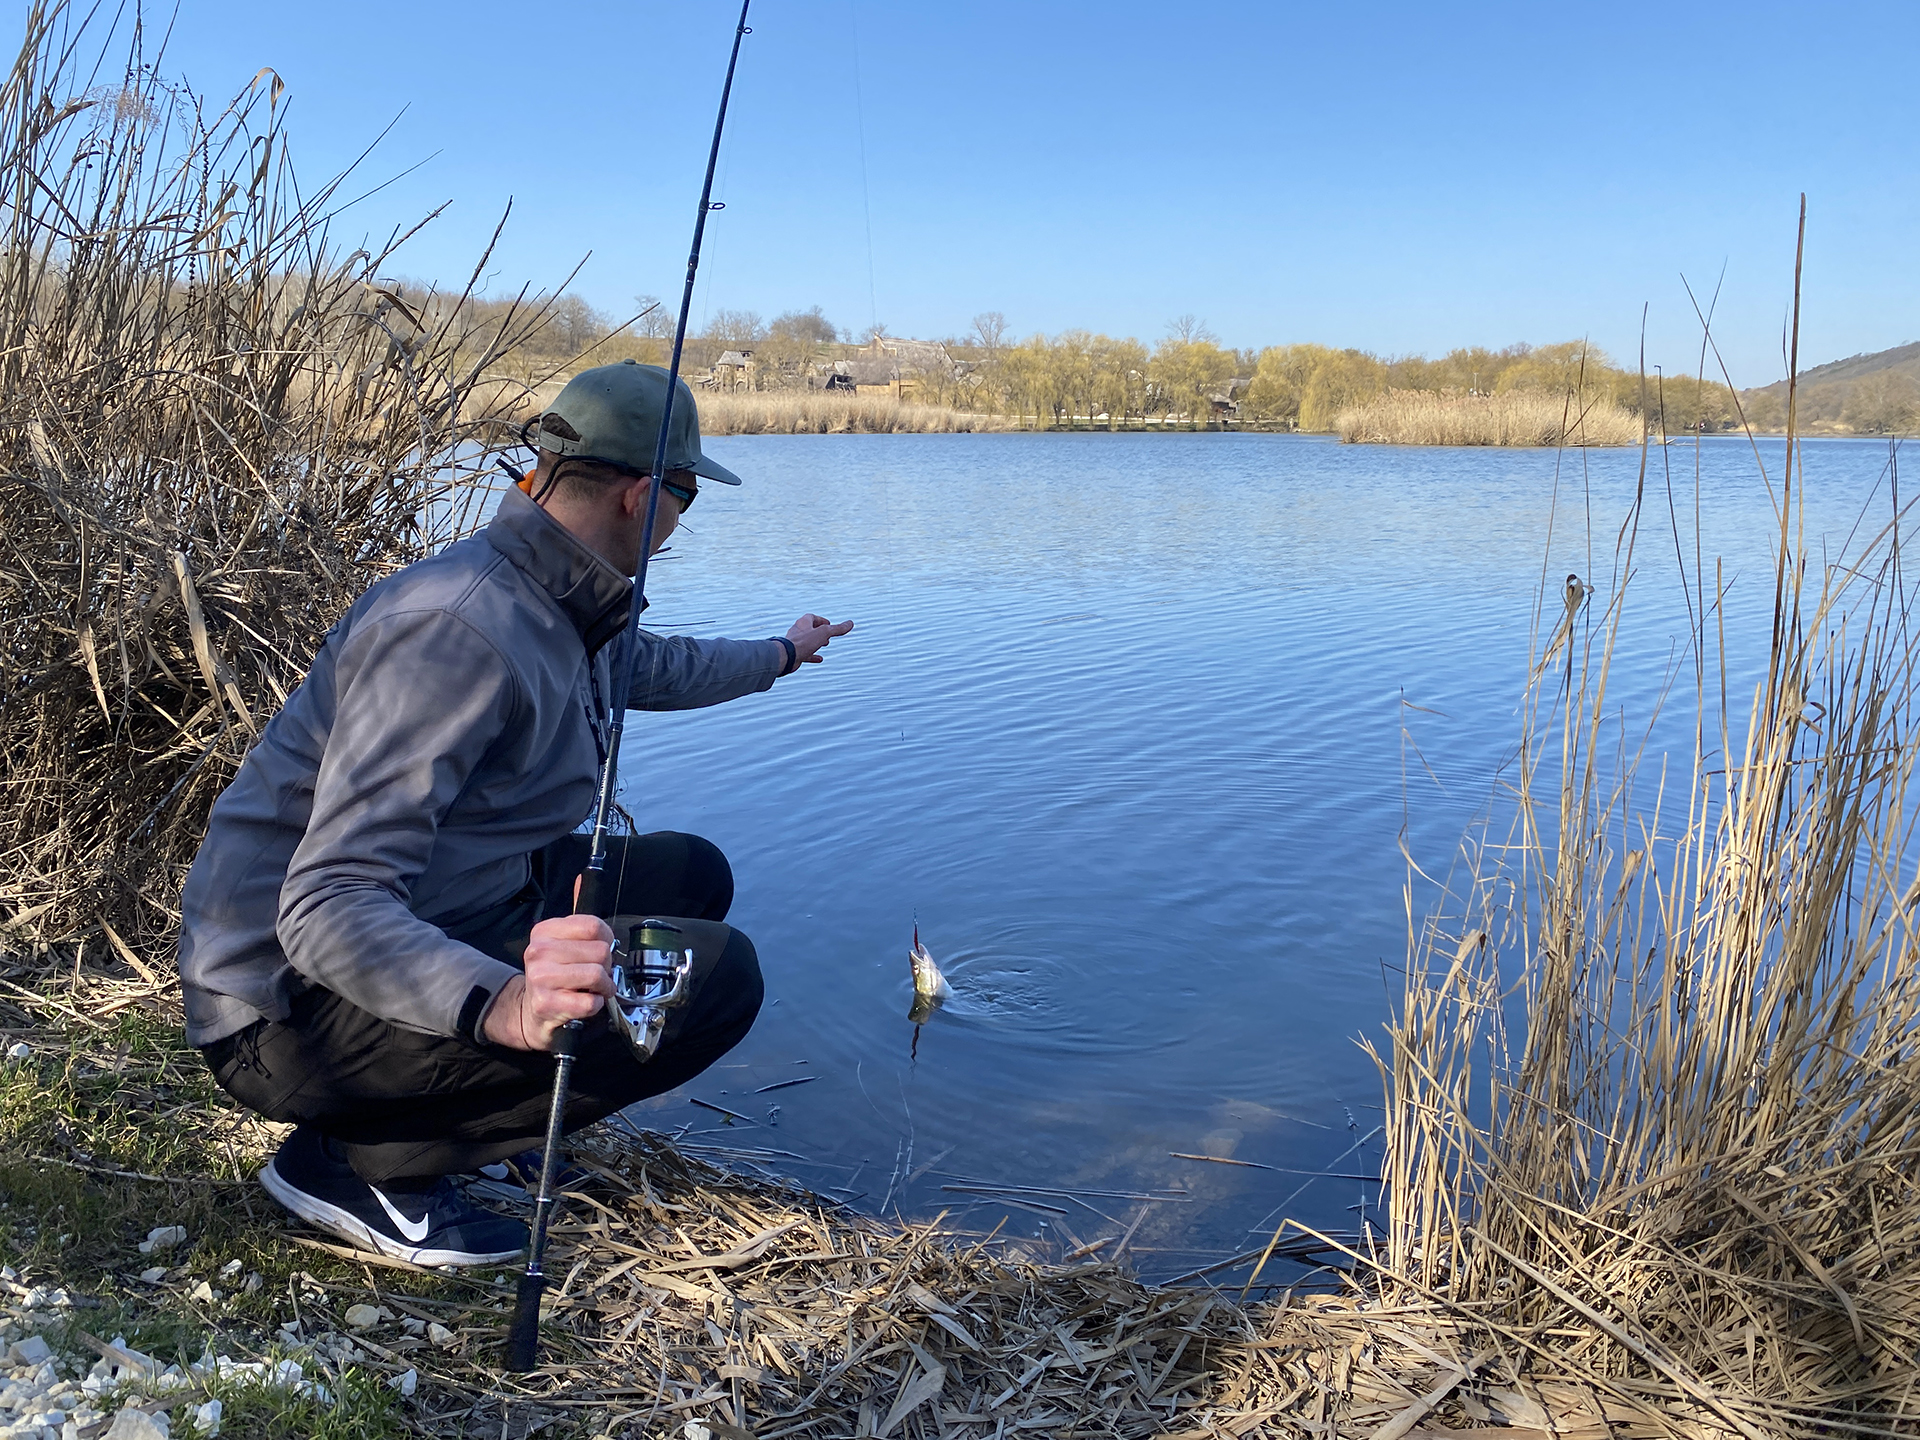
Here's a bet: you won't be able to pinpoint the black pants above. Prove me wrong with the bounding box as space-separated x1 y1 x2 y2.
202 832 762 1185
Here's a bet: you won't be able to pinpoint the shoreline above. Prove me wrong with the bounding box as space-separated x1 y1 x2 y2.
0 958 1404 1440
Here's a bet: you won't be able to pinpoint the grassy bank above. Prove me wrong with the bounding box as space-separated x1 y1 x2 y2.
1335 387 1643 446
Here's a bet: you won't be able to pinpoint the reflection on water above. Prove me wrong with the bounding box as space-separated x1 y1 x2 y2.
590 430 1901 1282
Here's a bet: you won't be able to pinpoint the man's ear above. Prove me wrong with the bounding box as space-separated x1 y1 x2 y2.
620 475 653 518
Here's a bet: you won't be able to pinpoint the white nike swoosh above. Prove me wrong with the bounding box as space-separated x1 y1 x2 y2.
370 1187 431 1243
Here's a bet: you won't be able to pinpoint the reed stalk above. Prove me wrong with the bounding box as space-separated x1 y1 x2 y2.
1372 205 1920 1433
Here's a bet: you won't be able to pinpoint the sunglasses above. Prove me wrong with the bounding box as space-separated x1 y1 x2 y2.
661 476 698 511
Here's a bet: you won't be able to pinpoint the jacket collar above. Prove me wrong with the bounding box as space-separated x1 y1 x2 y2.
485 485 635 654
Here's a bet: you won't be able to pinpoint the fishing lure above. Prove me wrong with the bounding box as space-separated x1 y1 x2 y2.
908 922 952 1025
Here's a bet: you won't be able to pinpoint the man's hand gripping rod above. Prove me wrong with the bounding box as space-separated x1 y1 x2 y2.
506 0 753 1375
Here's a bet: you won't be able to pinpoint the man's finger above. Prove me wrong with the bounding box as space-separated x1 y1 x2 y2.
535 988 608 1024
527 941 614 972
827 619 854 636
533 912 615 943
529 959 616 993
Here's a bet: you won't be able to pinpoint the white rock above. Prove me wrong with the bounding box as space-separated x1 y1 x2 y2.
683 1424 713 1440
398 1317 424 1336
215 1261 241 1281
342 1304 379 1330
186 1282 215 1305
5 1042 30 1062
190 1399 220 1438
240 1273 262 1295
135 1229 185 1256
136 1270 164 1285
9 1337 50 1366
103 1409 169 1440
387 1368 416 1397
426 1322 455 1347
21 1287 68 1310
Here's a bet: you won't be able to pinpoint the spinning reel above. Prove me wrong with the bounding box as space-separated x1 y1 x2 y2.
606 918 694 1060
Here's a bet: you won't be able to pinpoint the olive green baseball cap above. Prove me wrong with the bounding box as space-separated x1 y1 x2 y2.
532 360 743 486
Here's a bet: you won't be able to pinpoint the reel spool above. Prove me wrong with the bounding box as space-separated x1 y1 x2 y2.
607 918 694 1059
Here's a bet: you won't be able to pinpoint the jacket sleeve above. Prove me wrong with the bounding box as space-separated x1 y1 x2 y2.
622 631 784 711
276 607 522 1037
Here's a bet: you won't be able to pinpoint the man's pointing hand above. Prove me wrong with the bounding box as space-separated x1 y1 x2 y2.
786 613 854 666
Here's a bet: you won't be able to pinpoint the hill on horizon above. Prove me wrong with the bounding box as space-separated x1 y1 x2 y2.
1742 340 1920 434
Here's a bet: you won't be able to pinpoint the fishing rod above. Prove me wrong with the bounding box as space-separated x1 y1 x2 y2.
506 0 753 1375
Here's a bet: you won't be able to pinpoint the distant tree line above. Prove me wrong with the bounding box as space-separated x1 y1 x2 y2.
406 278 1911 435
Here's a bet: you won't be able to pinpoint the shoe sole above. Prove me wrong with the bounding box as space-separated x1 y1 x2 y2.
260 1158 524 1268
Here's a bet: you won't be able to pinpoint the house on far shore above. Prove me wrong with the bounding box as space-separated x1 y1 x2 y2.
809 362 858 393
707 349 755 393
808 333 956 401
1207 376 1251 422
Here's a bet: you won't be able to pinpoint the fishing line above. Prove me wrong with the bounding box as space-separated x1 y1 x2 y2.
840 2 931 1033
695 124 737 338
846 0 879 338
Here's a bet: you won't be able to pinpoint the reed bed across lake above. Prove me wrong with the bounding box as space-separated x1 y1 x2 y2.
1336 387 1643 446
693 392 1009 436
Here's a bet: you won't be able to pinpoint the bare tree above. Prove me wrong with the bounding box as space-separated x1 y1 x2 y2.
1166 314 1218 345
631 295 675 339
971 311 1010 365
770 306 837 345
703 308 766 345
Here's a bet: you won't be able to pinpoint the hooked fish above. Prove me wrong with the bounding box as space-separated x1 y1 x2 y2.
908 923 951 1023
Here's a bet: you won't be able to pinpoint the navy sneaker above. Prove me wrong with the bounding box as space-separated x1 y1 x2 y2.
261 1126 527 1267
480 1149 590 1193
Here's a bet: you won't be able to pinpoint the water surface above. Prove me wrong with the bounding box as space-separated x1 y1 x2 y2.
603 430 1903 1282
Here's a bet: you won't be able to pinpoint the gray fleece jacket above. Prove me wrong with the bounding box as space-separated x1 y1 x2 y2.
177 486 783 1047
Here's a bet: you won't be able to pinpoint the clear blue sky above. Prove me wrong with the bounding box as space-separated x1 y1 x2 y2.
143 0 1916 381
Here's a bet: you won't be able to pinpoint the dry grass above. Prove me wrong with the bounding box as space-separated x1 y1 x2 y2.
1336 387 1643 446
694 392 1009 435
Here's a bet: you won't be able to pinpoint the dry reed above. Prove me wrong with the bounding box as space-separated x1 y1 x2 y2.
1336 387 1642 447
693 392 1008 436
1349 218 1920 1434
0 2 549 952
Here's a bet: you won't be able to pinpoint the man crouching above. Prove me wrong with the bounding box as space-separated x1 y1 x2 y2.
177 361 851 1266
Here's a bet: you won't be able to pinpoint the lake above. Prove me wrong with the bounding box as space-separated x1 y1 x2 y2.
603 429 1904 1284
